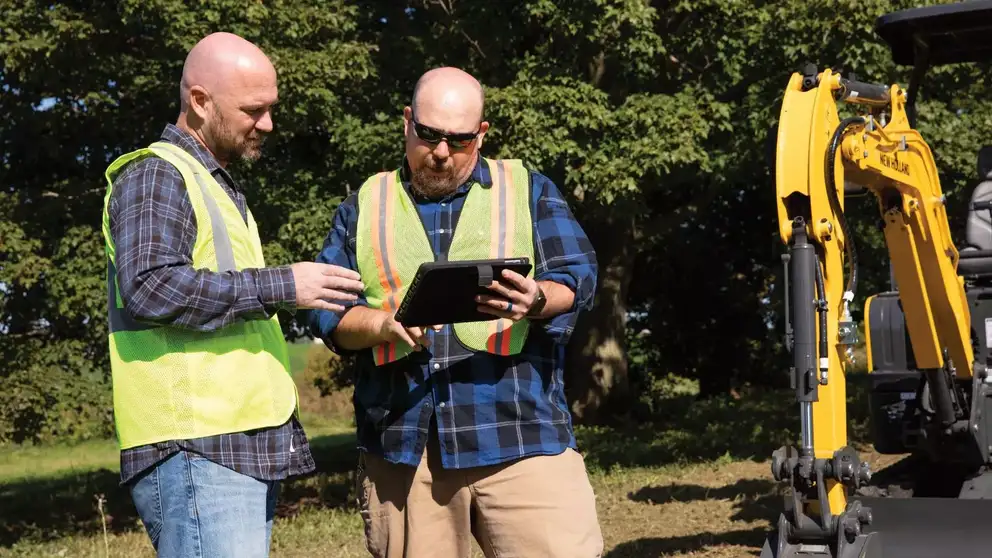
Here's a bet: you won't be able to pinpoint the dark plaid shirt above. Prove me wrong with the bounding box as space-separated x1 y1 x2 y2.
308 157 598 469
108 124 315 485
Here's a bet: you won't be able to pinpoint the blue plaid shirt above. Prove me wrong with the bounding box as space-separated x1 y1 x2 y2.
308 157 598 469
108 124 314 485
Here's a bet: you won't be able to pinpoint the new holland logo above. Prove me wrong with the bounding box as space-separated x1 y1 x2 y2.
880 153 910 175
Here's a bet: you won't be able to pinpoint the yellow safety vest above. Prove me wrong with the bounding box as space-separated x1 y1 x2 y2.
100 141 298 450
355 157 535 365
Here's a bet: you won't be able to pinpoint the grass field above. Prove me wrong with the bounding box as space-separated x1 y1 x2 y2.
0 343 894 557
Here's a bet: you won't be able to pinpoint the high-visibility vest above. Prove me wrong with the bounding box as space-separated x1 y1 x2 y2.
355 157 535 365
100 141 298 450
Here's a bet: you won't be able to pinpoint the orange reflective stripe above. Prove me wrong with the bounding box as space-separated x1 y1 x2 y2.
485 160 516 355
370 171 404 364
371 172 403 311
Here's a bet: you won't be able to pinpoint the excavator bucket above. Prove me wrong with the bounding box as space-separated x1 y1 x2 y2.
859 497 992 557
760 496 992 558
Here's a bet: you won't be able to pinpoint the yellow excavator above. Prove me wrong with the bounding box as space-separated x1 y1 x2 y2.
763 2 992 557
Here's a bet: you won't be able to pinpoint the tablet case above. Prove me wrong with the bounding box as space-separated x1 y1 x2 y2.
393 258 532 326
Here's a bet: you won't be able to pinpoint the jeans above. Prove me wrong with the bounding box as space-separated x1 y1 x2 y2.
129 450 279 558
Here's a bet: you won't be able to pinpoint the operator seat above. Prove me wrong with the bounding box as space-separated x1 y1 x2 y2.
957 146 992 277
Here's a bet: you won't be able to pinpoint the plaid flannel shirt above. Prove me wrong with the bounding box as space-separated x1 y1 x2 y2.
108 124 315 485
308 157 598 469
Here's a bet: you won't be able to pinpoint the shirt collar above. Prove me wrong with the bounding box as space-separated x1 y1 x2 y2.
160 124 239 190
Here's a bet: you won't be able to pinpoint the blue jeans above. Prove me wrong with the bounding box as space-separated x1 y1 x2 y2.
129 450 279 558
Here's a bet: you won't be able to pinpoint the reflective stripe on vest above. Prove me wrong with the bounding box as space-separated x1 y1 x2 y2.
101 141 298 449
356 158 534 365
485 159 516 355
369 171 403 364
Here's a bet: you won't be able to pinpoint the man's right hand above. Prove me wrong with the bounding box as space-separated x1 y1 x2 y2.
291 262 365 313
375 311 440 351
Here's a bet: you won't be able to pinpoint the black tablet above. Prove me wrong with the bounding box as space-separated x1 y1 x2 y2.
394 257 533 326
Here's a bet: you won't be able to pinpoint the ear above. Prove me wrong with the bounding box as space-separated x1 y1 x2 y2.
476 121 490 149
188 85 211 121
403 106 413 137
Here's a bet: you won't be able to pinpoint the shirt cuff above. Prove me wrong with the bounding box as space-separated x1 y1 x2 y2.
257 265 297 312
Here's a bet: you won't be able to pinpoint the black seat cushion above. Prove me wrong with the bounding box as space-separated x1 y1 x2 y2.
958 248 992 277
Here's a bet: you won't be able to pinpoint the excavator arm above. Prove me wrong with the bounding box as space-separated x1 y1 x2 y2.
764 65 981 558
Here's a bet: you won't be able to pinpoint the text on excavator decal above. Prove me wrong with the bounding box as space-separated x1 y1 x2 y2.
880 153 910 175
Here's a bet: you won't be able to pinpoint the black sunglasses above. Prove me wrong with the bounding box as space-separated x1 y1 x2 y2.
410 114 480 149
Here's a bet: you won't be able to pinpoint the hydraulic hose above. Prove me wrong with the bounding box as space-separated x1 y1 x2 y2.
824 116 866 301
813 241 828 379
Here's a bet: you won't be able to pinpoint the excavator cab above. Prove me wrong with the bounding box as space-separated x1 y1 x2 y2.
763 2 992 557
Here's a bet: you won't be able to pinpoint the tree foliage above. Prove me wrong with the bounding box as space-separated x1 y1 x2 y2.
4 0 992 441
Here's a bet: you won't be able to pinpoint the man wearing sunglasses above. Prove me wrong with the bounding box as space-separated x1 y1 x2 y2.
309 66 602 557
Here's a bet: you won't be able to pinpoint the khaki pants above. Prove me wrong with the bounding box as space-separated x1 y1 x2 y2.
356 429 603 558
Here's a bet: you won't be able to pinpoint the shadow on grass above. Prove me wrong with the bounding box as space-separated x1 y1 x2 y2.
629 478 780 523
577 375 873 471
0 467 139 547
0 432 359 548
603 528 767 557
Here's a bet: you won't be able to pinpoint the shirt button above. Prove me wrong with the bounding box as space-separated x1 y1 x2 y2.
433 363 440 370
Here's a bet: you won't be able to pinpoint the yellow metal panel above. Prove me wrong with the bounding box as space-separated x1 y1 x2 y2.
775 73 816 244
882 208 944 369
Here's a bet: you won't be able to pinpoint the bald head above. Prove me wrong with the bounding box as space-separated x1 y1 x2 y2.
180 32 275 111
176 32 278 167
411 67 485 125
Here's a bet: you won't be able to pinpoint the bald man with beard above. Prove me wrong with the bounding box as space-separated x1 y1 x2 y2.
100 32 363 557
309 67 603 557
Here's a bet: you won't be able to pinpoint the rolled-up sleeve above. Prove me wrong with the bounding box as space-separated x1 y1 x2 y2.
307 194 366 354
530 171 598 345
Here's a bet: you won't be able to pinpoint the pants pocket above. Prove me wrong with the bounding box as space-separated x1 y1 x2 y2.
356 453 393 557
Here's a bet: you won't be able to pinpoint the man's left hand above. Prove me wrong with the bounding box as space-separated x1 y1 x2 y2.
476 269 539 321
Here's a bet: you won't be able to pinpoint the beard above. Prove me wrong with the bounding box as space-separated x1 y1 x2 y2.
207 107 264 164
410 155 461 198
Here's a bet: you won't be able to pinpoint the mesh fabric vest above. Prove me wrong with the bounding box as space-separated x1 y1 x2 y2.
356 158 534 365
100 141 298 450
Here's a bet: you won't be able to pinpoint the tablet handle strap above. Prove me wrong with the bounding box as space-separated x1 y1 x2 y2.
477 264 493 287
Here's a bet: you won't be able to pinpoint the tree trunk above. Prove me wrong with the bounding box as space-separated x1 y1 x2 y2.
565 212 635 425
